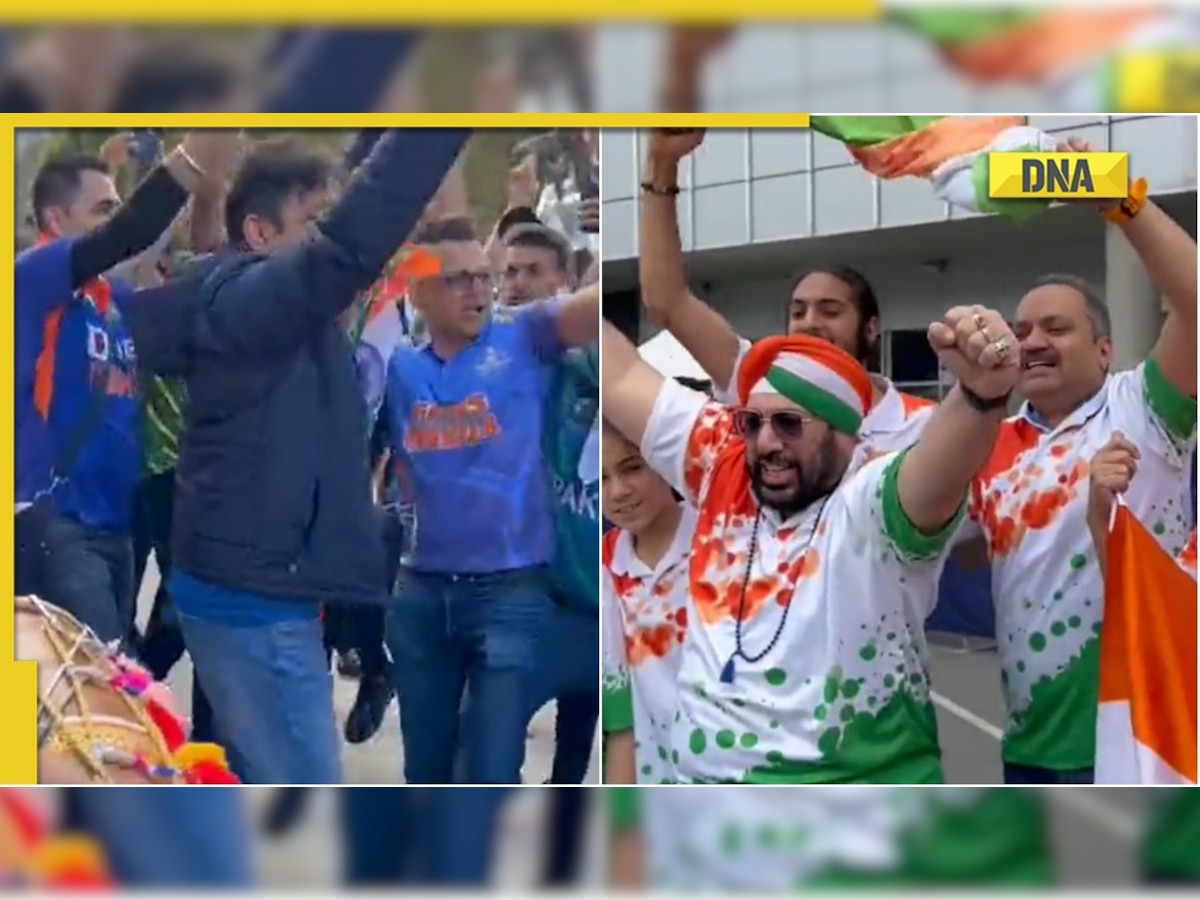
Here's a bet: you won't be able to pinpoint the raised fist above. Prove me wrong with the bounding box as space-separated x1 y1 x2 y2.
927 305 1020 401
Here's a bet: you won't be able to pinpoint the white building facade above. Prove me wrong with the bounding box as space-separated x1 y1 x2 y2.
601 115 1197 399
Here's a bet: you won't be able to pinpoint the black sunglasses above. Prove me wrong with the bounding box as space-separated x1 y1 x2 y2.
732 409 811 441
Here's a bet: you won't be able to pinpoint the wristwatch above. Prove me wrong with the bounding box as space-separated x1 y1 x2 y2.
958 383 1012 413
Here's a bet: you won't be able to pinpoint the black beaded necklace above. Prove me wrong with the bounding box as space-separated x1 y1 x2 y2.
719 494 833 685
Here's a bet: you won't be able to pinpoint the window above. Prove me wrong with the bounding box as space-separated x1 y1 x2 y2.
882 329 953 400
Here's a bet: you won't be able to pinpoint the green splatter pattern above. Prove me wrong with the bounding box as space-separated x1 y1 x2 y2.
669 455 950 784
984 368 1195 770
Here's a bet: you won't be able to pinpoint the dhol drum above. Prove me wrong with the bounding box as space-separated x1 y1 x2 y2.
15 595 238 785
0 788 110 887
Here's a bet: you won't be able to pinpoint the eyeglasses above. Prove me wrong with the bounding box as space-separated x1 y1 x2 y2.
732 409 811 441
437 270 494 294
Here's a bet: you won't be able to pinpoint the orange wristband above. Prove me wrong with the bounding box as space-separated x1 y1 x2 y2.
1103 177 1149 224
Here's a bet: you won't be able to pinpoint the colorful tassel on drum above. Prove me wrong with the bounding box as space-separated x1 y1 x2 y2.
143 698 186 752
175 743 240 785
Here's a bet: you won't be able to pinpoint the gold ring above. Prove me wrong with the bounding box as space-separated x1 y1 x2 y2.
980 328 996 344
993 338 1011 359
973 312 988 331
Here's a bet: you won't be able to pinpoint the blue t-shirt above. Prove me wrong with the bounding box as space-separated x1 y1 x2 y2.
543 346 600 610
15 238 141 532
385 300 564 574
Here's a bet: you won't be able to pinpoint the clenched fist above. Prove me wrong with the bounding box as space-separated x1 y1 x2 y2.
927 305 1020 402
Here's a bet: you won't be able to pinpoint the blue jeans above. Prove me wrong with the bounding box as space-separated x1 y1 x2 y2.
539 602 599 784
64 787 254 886
388 566 552 784
174 582 341 785
340 787 510 884
1004 762 1095 784
16 506 133 646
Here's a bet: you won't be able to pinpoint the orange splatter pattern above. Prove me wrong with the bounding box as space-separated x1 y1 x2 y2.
969 420 1089 558
1178 529 1197 577
602 529 690 668
683 402 825 626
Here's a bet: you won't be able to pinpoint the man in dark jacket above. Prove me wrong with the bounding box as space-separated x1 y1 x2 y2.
127 128 471 784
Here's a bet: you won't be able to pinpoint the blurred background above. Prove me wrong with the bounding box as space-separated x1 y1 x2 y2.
2 12 1200 117
3 785 1198 888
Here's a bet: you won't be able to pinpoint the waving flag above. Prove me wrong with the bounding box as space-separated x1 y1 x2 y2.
888 8 1200 112
1095 504 1197 785
810 115 1059 223
350 245 440 430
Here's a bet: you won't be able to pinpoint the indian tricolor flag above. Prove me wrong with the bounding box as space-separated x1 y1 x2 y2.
1095 503 1197 786
350 245 440 429
809 116 1059 223
888 8 1200 111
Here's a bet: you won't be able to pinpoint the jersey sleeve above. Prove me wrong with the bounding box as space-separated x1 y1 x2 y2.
512 296 567 364
1108 359 1198 465
711 335 753 406
640 377 739 507
845 451 967 565
601 569 634 734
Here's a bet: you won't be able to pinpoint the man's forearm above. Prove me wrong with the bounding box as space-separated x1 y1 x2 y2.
1119 200 1196 322
69 164 190 288
897 386 1006 532
639 157 742 391
638 159 691 326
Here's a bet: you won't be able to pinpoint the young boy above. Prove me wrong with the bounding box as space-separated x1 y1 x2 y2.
600 421 695 783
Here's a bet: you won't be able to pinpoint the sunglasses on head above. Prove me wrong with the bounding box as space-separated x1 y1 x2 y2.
732 409 811 441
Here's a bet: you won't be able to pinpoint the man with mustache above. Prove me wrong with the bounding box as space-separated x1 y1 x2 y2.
600 300 1020 783
957 139 1196 785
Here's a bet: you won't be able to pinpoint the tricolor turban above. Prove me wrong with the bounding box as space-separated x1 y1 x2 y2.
736 335 874 436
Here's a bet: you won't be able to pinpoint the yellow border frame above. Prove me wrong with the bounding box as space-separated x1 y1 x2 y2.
1 112 809 784
0 2 876 22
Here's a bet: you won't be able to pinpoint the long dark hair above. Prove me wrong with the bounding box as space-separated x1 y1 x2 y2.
788 265 881 373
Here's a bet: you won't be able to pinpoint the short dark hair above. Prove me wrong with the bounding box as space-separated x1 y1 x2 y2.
495 206 542 241
789 264 882 371
411 216 479 246
1025 273 1112 340
112 53 237 113
504 223 570 272
30 155 110 231
224 139 334 244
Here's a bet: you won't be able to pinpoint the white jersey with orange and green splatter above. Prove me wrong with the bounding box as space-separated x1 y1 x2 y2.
640 379 963 784
964 359 1196 771
601 503 697 783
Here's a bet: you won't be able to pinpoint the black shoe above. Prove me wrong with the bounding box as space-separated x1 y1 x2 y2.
336 649 363 680
344 675 394 744
263 787 310 837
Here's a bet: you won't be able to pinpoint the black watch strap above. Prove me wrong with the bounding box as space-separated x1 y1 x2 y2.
958 383 1012 412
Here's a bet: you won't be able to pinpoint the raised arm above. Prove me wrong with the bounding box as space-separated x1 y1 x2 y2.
203 128 471 359
602 317 669 450
896 306 1020 533
1067 136 1196 397
1118 199 1196 396
69 131 240 289
557 281 601 347
639 129 745 392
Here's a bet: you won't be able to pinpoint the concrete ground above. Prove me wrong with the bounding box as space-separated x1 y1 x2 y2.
138 562 1140 887
929 636 1143 886
139 557 601 786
